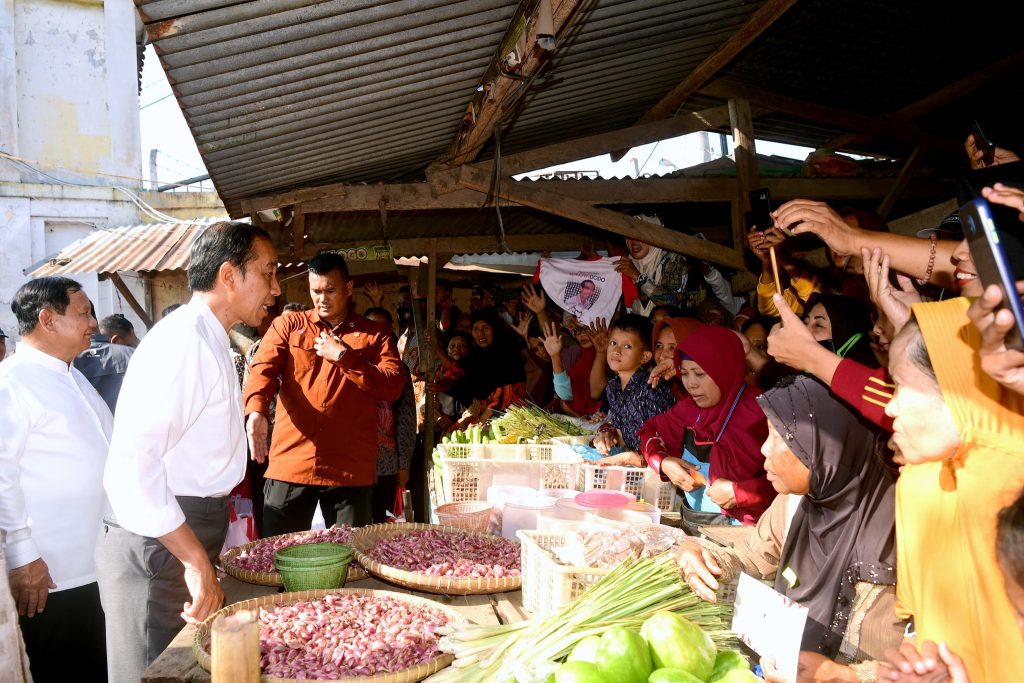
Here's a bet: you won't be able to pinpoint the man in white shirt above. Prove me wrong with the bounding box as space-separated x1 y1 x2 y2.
0 276 113 681
95 222 281 682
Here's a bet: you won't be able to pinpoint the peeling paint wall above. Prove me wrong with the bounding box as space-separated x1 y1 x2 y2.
0 0 144 346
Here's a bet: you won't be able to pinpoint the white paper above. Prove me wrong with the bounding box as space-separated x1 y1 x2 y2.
731 572 808 682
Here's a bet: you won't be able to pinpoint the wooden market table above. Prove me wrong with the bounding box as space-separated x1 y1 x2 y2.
141 574 528 682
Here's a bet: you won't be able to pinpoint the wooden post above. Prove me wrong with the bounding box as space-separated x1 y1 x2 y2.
421 241 439 521
211 610 260 683
106 271 155 330
729 98 759 252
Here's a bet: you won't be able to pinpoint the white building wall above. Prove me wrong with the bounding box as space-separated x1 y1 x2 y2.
0 0 145 348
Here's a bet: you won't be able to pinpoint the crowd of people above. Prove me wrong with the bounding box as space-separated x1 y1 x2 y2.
2 132 1024 683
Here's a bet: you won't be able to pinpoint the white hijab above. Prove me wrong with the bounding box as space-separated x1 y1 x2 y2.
627 214 666 285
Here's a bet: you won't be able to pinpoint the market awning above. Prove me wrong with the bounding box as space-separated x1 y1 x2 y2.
25 220 216 277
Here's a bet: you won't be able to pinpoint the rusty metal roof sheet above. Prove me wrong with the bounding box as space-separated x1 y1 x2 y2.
136 0 1023 221
26 221 215 276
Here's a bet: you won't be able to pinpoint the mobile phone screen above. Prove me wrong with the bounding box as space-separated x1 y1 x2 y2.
748 188 773 232
962 198 1024 349
972 120 996 166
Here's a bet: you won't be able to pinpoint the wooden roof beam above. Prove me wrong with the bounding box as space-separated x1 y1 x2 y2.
699 80 963 154
444 0 586 166
634 0 799 126
243 175 936 216
453 165 746 270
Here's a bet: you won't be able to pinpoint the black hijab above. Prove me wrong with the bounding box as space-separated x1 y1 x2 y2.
462 307 527 400
805 293 879 369
757 375 896 657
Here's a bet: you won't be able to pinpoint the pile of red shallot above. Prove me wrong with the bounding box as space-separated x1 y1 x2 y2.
234 593 451 679
368 529 521 578
226 526 354 574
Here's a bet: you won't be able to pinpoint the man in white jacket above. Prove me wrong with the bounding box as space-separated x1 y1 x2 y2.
0 276 112 681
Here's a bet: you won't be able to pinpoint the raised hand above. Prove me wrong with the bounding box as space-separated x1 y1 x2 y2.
863 247 920 336
773 199 859 258
541 320 563 359
363 281 384 307
967 282 1024 396
513 312 534 339
520 283 546 314
589 317 610 352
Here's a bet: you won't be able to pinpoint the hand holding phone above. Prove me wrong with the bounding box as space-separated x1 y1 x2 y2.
962 197 1024 349
971 120 996 167
748 188 773 232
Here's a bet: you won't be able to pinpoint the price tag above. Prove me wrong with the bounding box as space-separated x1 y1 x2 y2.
731 572 808 682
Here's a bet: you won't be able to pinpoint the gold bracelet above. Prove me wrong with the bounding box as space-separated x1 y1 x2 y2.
924 233 938 283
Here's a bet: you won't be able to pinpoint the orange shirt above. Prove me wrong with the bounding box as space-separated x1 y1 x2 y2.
243 310 406 487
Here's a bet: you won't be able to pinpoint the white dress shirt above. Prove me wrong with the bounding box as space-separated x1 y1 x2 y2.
0 344 113 590
104 296 246 538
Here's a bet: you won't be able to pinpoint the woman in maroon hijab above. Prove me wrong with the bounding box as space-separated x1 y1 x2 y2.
601 325 775 531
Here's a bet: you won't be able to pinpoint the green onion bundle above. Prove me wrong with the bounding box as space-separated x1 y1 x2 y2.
425 554 733 683
489 404 587 442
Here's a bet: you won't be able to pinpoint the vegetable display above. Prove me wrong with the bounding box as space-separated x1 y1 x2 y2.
490 404 587 441
226 526 354 574
425 554 736 682
245 593 450 679
367 528 521 578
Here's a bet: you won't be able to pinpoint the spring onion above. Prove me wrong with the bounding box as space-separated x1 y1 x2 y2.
424 554 733 683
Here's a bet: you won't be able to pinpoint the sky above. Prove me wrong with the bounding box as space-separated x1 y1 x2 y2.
138 44 816 189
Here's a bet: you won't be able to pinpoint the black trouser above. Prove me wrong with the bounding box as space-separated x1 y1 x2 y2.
263 479 373 536
19 581 106 682
371 474 399 523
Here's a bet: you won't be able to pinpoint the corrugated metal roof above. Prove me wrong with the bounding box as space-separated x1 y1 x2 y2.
137 0 1023 221
27 221 215 276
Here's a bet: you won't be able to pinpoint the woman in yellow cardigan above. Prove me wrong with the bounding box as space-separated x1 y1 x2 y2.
884 297 1024 683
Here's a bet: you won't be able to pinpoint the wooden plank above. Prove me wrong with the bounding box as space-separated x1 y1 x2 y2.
447 0 585 165
699 80 963 154
636 0 799 124
729 99 759 250
106 271 155 329
455 165 746 270
877 146 925 220
294 234 585 262
486 106 734 177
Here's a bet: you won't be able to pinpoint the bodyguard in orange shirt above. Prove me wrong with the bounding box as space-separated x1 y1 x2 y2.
243 252 406 533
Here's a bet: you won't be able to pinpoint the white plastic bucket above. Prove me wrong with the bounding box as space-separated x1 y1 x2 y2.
501 496 556 539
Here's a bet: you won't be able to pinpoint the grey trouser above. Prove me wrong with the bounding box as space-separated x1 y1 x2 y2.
94 496 229 683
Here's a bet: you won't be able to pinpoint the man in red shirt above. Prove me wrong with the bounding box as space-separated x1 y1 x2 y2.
243 252 406 533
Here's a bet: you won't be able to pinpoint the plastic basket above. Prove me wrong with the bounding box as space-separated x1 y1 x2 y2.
434 501 492 532
440 453 581 504
437 442 555 461
275 558 352 592
517 529 611 615
577 463 678 512
274 543 352 567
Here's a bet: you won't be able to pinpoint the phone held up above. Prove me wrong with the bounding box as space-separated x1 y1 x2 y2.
747 187 773 233
972 120 996 167
962 197 1024 350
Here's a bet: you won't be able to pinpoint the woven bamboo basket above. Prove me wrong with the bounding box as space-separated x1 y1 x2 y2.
221 531 368 587
192 587 466 682
351 523 522 596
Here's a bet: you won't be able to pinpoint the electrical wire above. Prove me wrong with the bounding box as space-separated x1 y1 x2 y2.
634 140 661 176
492 125 511 253
0 151 199 225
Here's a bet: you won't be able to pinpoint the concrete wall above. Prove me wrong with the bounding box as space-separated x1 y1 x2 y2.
0 0 145 348
141 190 227 220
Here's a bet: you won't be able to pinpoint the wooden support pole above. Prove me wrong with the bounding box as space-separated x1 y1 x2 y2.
421 240 438 522
454 165 746 270
877 146 926 220
729 98 759 251
211 610 260 683
106 272 155 330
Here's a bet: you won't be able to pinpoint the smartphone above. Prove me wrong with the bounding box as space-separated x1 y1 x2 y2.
962 197 1024 349
972 120 996 166
748 187 773 232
